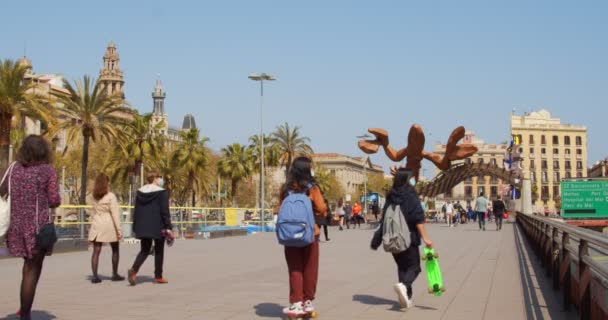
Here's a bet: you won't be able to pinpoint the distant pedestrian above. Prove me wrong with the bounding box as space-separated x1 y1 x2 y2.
445 201 454 227
372 201 380 222
128 171 173 285
352 202 363 228
88 173 125 284
279 157 327 318
474 192 489 231
371 168 433 309
467 206 475 222
0 135 61 320
492 196 506 231
337 199 346 231
343 201 352 229
316 199 331 242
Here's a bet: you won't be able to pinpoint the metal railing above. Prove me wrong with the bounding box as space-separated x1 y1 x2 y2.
517 213 608 319
53 205 275 240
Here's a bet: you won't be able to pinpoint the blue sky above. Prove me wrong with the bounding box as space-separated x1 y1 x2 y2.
2 0 606 176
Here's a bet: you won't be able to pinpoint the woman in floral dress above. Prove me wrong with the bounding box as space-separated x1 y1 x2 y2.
1 135 61 320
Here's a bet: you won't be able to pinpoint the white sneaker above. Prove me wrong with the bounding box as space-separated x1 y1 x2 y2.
405 294 414 309
283 301 305 317
393 283 410 309
303 300 315 313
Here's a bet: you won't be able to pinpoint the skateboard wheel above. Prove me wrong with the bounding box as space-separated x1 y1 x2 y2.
428 288 433 294
421 255 426 261
310 311 317 318
441 286 446 292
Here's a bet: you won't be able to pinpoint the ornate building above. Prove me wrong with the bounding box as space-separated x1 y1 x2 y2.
99 41 124 97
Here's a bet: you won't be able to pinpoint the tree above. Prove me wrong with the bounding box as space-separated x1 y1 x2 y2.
0 59 54 168
271 122 313 175
249 133 280 205
313 165 344 203
217 143 254 207
53 75 132 204
171 128 210 207
367 172 391 194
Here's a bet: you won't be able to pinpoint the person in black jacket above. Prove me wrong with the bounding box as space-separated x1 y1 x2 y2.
128 171 173 285
492 196 506 231
371 168 433 309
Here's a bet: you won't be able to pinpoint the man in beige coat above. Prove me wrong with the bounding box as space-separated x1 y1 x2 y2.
88 174 124 283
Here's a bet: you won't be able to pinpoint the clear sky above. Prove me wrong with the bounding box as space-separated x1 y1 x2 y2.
2 0 607 177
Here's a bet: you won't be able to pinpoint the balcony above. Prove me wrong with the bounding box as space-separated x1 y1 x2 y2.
576 154 583 160
565 154 571 159
529 154 536 159
541 154 547 159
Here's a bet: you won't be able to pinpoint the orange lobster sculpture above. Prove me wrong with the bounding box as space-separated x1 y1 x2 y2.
358 125 478 181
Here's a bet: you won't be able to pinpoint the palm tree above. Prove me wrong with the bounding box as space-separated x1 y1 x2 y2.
171 128 209 207
53 75 132 204
0 59 54 167
271 122 313 175
217 143 254 207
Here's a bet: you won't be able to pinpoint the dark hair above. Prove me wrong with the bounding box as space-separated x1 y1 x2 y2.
16 135 52 166
337 198 343 207
391 168 414 190
479 192 484 197
93 173 109 201
282 156 316 196
146 171 161 184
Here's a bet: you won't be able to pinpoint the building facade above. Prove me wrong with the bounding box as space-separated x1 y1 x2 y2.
99 41 124 97
309 153 384 197
433 131 508 201
588 158 608 178
510 109 588 211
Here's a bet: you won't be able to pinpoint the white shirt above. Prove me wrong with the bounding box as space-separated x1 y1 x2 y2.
446 203 454 214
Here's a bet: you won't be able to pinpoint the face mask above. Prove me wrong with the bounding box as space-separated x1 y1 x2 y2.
158 177 165 188
311 170 315 177
409 177 416 187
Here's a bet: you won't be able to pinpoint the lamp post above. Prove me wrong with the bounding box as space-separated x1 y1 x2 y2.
357 134 371 215
249 73 276 230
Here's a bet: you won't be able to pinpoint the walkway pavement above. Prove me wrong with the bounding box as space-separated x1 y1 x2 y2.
0 222 577 319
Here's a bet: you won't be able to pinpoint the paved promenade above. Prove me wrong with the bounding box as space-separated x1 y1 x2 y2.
0 223 576 320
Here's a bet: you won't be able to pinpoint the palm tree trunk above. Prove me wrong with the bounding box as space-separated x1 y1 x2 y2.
231 180 238 207
80 134 91 204
0 112 12 169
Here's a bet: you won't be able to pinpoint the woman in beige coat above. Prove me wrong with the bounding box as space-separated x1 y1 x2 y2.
88 173 124 283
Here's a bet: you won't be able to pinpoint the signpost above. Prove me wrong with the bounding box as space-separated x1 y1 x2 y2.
561 180 608 220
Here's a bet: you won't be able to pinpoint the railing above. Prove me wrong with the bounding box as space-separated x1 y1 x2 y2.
517 213 608 319
53 205 275 240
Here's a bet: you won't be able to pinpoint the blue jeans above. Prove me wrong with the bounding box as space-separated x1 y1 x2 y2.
476 212 486 229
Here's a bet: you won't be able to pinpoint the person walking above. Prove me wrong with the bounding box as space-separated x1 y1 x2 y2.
492 196 506 231
88 173 124 283
371 168 433 309
445 201 454 227
279 157 327 318
343 201 352 230
352 202 363 228
474 192 489 231
128 171 173 286
1 135 61 320
337 199 346 231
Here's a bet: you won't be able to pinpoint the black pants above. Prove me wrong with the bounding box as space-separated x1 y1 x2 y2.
495 213 503 230
132 238 165 278
392 246 421 299
476 212 486 229
316 223 329 241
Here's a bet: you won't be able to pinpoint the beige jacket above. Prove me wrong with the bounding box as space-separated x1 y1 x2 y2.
88 192 121 243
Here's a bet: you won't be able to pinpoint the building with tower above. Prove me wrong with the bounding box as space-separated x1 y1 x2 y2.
99 41 124 97
149 78 194 142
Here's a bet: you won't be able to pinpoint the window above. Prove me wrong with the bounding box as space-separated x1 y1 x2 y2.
478 186 486 196
491 176 498 184
577 161 583 169
541 135 547 145
553 148 559 155
565 172 571 178
464 176 472 183
553 186 560 199
529 135 535 144
465 186 473 198
565 136 571 145
553 160 560 169
541 160 548 169
490 158 497 166
541 148 546 154
478 158 485 164
330 169 336 175
565 149 571 155
530 147 534 154
552 136 559 145
530 160 535 169
576 149 582 155
530 171 536 182
465 158 472 164
577 172 583 178
541 186 550 199
565 161 571 169
553 171 560 182
491 186 498 198
542 172 548 183
576 136 582 146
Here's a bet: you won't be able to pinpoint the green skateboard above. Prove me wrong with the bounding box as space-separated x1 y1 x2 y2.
422 247 445 296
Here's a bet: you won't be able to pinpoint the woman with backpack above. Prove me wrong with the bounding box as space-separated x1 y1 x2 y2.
371 168 433 309
278 157 327 318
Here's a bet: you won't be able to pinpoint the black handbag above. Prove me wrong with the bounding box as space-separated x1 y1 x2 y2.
34 179 57 251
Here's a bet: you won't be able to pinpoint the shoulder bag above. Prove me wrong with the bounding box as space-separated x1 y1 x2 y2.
0 162 17 237
35 176 57 251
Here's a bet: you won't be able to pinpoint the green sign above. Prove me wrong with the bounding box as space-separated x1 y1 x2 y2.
561 180 608 219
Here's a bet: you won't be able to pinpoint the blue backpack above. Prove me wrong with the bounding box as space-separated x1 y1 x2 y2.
276 188 315 247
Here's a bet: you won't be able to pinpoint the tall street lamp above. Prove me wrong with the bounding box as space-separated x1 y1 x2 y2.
357 134 371 215
249 73 276 230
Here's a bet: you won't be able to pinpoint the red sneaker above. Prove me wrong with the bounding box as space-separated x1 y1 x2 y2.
154 278 169 284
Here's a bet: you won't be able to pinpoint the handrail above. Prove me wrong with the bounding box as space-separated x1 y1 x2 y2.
517 213 608 319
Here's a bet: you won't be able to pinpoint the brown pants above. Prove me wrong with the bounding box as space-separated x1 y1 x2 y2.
284 239 319 303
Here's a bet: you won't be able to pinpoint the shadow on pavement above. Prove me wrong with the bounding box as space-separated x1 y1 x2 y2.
352 294 401 311
253 303 284 318
514 224 577 320
2 310 57 319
